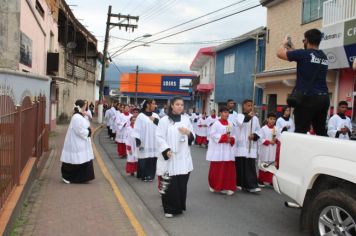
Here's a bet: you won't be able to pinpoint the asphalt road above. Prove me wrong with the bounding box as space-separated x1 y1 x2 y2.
95 128 308 236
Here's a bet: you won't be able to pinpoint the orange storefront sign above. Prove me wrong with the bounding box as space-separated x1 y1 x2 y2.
119 73 196 95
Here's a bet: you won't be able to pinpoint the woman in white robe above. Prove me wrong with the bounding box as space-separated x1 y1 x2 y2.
132 99 160 182
156 96 195 218
60 99 95 184
206 107 236 195
276 107 295 133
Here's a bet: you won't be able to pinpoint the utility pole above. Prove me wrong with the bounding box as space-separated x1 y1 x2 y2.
97 6 139 123
134 65 142 106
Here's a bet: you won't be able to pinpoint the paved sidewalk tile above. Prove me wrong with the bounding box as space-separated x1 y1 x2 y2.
15 124 137 236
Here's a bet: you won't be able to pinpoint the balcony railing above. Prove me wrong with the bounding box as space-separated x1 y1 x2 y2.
323 0 356 26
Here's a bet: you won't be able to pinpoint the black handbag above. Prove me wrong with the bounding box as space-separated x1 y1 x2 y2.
287 64 322 108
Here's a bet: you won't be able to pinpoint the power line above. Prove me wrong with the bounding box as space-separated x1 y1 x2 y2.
109 36 244 48
112 3 261 58
146 0 253 37
139 0 174 18
109 0 256 56
141 0 178 22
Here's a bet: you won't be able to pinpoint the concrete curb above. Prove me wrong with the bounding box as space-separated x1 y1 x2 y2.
92 125 168 236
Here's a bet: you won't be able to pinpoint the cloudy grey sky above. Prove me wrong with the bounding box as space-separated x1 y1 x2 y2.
66 0 266 71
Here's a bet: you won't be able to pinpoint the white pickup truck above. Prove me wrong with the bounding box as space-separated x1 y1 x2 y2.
263 132 356 236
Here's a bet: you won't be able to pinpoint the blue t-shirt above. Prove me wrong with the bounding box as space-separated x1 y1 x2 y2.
287 49 329 96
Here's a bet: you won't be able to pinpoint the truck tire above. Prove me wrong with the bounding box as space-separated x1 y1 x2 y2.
310 188 356 236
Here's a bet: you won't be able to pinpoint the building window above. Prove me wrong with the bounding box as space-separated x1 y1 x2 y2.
224 54 235 74
302 0 328 24
35 0 45 18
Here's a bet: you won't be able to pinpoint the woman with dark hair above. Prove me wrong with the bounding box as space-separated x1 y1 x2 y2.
60 99 95 184
156 96 195 218
133 99 160 181
276 106 295 133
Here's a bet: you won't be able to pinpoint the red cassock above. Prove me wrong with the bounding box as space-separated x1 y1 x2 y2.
208 161 237 191
196 135 207 145
126 162 137 174
117 142 127 157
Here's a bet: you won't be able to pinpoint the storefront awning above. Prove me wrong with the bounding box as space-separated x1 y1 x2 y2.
196 83 214 93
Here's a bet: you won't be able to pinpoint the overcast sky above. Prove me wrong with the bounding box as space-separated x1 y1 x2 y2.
66 0 266 71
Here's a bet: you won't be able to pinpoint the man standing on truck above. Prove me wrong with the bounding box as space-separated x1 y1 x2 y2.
277 29 329 136
327 101 352 140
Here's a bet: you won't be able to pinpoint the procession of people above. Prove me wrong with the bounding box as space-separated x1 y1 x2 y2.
60 92 353 219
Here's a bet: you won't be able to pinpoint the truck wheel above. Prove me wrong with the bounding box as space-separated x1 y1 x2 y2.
310 188 356 236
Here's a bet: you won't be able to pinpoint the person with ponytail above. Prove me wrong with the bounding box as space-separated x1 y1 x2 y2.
156 96 195 218
60 99 95 184
132 99 160 182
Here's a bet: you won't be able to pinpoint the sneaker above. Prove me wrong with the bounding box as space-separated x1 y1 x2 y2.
225 190 234 196
236 186 242 190
209 187 215 192
248 188 261 193
165 213 173 218
62 178 70 184
258 183 266 188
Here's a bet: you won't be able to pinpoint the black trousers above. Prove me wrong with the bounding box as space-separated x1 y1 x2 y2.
294 95 330 136
137 157 157 180
162 173 190 215
107 126 111 137
235 156 258 189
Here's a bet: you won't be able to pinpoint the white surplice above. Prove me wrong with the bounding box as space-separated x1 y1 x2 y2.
327 114 353 140
156 115 195 176
257 125 280 163
196 117 208 137
115 112 132 143
234 114 261 158
60 113 94 164
132 112 160 159
125 126 138 163
276 117 295 133
206 120 235 162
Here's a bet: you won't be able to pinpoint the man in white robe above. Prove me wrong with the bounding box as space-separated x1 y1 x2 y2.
328 101 353 140
234 99 261 193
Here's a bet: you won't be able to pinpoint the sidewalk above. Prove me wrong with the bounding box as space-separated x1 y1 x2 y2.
11 123 137 236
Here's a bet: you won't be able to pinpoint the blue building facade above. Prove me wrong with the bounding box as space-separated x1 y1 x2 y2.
214 30 265 111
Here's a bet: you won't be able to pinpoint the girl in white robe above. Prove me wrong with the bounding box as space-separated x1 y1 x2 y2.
125 117 138 175
115 104 132 158
233 99 261 193
156 96 195 218
132 99 160 182
206 107 236 195
109 105 117 140
276 107 295 133
60 99 95 184
258 113 280 185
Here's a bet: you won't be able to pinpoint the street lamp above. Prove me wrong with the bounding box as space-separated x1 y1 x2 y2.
110 33 152 58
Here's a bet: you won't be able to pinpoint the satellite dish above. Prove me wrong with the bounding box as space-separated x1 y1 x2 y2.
67 42 77 49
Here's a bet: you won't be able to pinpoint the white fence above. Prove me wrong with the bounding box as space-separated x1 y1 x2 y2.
323 0 356 26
